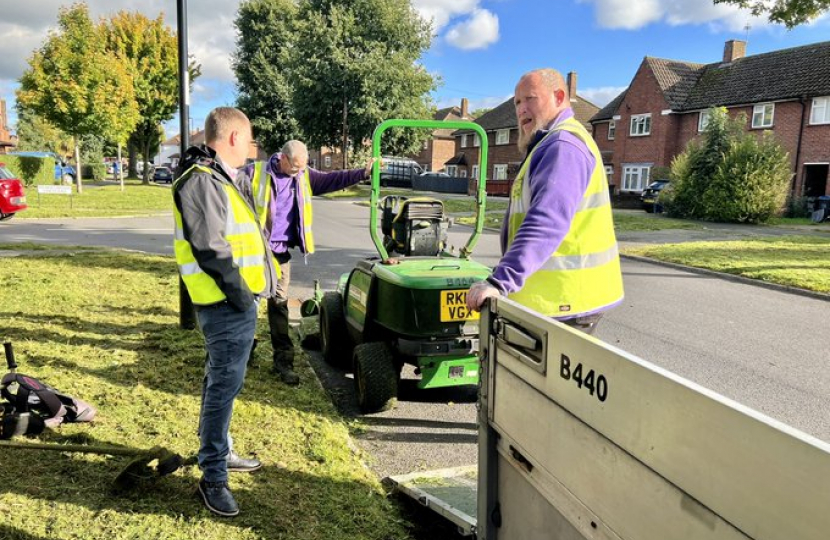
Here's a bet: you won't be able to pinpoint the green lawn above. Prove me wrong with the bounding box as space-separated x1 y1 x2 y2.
624 235 830 293
21 180 171 219
0 247 412 540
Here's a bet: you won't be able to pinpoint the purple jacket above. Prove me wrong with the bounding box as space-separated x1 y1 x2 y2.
243 153 366 255
489 109 596 306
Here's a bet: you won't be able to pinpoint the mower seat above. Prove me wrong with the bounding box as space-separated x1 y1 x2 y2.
380 196 448 256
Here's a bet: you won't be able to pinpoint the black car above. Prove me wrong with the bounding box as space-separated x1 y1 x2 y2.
153 166 174 184
640 180 669 213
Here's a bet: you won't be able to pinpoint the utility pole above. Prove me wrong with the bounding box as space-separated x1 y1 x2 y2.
177 0 196 330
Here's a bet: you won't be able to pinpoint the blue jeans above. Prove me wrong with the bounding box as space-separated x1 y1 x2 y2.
196 300 258 482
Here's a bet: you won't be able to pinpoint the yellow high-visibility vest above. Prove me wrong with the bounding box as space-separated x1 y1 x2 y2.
251 161 315 255
173 164 268 305
506 117 624 317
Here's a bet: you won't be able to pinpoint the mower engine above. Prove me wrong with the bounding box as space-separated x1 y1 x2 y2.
381 196 449 256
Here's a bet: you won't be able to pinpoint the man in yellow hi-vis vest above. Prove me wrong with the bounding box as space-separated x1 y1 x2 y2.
173 107 278 517
466 69 624 335
241 141 374 384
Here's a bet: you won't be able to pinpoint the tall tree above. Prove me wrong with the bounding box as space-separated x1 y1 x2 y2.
713 0 830 27
234 0 301 154
291 0 436 165
16 3 138 193
103 11 197 184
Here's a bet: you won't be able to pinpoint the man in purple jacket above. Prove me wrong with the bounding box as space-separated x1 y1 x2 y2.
243 140 374 384
466 69 623 334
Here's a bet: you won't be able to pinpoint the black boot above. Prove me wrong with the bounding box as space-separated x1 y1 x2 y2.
273 352 300 386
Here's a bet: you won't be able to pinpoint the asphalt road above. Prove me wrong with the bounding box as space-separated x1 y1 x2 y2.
3 200 830 482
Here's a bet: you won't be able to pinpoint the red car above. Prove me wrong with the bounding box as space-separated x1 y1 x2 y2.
0 162 27 221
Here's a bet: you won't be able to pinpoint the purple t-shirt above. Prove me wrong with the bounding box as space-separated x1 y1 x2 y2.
490 109 596 306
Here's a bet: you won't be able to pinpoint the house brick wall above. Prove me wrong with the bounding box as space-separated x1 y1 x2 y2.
0 99 13 153
411 136 457 171
310 146 345 170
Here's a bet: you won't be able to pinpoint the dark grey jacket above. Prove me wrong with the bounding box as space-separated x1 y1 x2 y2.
173 145 277 311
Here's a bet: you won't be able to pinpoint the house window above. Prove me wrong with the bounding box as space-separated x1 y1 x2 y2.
604 165 614 179
324 155 332 168
460 169 468 178
810 97 830 125
461 134 468 148
495 129 510 145
629 114 651 136
752 103 774 128
493 164 508 181
473 134 480 147
607 120 616 140
622 164 651 192
422 140 429 150
446 165 458 176
471 164 479 179
698 110 711 132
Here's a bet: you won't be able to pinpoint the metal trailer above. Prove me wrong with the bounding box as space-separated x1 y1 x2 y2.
387 297 830 539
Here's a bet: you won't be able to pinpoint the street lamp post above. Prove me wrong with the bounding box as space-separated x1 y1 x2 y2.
177 0 196 329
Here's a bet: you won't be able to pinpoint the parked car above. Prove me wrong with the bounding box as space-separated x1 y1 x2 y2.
641 180 669 213
0 163 28 221
379 157 424 187
7 151 76 185
153 166 174 184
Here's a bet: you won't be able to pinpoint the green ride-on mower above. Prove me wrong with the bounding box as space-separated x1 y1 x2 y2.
318 119 491 413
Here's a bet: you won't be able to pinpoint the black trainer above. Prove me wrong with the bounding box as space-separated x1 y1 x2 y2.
198 479 239 517
273 355 300 386
227 451 262 473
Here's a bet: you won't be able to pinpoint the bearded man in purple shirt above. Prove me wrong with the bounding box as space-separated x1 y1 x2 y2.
466 69 623 335
242 141 374 384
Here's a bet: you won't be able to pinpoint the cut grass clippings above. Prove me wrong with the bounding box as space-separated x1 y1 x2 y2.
0 246 412 540
623 235 830 293
20 180 172 219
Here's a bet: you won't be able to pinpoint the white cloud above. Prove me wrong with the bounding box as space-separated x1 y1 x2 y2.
579 86 627 108
445 9 500 50
412 0 481 32
580 0 771 31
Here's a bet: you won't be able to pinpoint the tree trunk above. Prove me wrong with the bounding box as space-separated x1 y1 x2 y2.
128 142 137 178
341 94 349 170
118 143 124 192
74 135 83 195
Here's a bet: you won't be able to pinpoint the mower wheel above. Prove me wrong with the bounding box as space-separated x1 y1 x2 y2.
320 292 351 368
353 342 398 413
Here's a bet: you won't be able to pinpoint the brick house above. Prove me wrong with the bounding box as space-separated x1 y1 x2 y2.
0 100 15 154
591 39 830 202
408 98 473 172
450 73 599 195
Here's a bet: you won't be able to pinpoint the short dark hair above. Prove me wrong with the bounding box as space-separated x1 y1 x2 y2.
204 107 249 145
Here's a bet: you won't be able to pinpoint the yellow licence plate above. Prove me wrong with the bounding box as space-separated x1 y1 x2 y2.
440 290 480 322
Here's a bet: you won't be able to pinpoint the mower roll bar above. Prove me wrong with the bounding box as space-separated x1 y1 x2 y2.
370 119 489 261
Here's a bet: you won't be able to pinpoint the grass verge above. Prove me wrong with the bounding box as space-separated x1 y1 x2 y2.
0 246 412 540
623 235 830 293
20 180 171 219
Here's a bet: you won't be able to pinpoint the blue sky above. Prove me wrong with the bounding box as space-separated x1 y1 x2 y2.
2 0 829 139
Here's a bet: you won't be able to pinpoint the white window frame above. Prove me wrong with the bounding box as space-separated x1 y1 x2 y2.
324 155 332 168
473 134 480 147
495 129 510 145
422 140 429 150
752 103 774 128
460 169 467 178
604 165 614 178
471 164 479 180
621 164 651 192
629 114 651 136
461 134 468 148
446 165 458 176
607 120 616 140
810 97 830 125
698 110 711 132
493 164 508 181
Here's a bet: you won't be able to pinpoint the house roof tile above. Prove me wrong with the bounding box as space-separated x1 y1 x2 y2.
591 89 627 121
454 94 599 135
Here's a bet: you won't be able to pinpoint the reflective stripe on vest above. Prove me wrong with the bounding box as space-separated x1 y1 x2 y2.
173 164 268 305
506 117 624 317
251 163 315 255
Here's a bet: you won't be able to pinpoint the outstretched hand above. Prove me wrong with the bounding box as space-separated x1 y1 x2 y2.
364 157 381 178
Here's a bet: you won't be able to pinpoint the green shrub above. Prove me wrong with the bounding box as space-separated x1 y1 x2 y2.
668 108 791 224
0 155 56 186
81 163 108 181
785 196 811 218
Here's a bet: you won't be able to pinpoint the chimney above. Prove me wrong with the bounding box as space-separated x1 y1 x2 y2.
723 40 746 63
567 72 577 101
460 97 469 118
